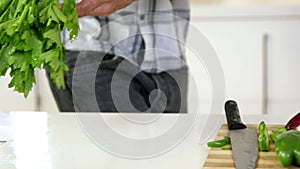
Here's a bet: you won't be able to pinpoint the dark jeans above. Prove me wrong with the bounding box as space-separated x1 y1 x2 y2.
46 51 188 113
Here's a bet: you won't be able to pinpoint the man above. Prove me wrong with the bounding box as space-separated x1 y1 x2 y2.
47 0 190 113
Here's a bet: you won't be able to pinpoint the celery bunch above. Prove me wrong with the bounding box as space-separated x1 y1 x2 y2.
0 0 79 97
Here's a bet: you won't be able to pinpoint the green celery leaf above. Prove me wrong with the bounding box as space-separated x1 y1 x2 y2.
38 6 50 24
0 0 78 97
0 46 9 75
48 3 60 23
9 67 35 98
42 47 67 89
14 0 27 18
4 19 18 36
0 0 11 16
8 52 32 72
52 5 67 23
61 0 79 40
43 28 62 46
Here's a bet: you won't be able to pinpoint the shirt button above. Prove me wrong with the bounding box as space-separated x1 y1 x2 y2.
140 14 145 20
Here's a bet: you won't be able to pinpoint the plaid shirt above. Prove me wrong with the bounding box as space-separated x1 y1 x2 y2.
62 0 190 72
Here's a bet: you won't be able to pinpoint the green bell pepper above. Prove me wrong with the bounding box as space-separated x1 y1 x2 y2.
221 144 232 150
275 130 300 167
270 127 287 142
258 121 270 151
207 136 231 148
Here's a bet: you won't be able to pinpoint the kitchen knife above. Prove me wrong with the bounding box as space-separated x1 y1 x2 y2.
225 100 259 169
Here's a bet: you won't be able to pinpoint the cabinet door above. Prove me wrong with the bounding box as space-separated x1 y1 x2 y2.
189 21 264 114
189 18 300 115
264 20 300 115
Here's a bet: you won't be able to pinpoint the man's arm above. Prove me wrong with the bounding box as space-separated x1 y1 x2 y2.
76 0 134 17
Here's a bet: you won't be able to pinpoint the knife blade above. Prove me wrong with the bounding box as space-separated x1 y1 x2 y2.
225 100 259 169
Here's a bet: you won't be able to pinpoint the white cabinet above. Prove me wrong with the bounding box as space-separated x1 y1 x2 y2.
0 70 59 113
0 74 37 111
189 6 300 114
35 70 60 112
188 21 264 114
265 20 300 114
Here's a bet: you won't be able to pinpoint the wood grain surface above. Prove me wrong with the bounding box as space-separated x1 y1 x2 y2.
203 124 299 169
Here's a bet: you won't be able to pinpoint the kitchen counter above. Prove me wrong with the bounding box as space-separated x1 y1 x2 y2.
0 111 294 169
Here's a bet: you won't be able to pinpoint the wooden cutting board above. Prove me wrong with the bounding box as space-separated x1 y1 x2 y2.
203 124 299 169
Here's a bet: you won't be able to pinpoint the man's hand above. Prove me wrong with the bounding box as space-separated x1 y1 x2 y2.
76 0 134 17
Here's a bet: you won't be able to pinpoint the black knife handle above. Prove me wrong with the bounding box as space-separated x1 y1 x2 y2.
225 100 247 130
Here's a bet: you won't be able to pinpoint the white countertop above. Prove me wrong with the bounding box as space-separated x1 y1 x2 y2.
0 112 293 169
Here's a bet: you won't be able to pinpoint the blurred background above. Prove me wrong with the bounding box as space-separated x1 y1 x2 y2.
1 0 300 116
